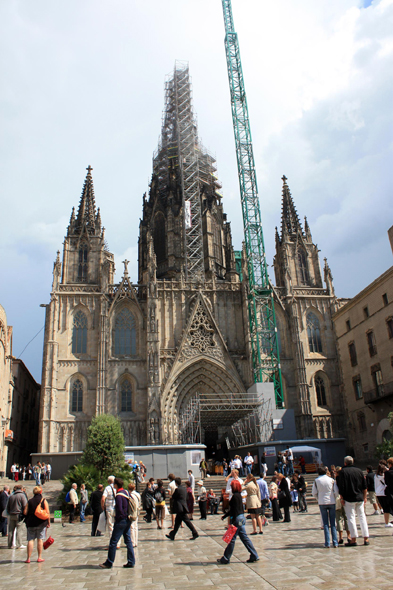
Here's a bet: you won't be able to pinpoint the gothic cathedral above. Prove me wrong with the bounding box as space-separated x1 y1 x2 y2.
38 65 346 453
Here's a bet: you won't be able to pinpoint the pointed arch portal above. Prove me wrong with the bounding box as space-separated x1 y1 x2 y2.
162 359 271 446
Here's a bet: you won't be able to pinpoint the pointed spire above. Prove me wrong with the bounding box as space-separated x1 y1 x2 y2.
275 226 280 246
324 257 335 296
304 216 312 241
75 166 97 235
95 207 102 231
280 176 303 239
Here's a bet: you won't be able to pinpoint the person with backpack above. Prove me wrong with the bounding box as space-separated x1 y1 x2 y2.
101 476 117 545
154 479 166 530
128 482 141 547
99 477 135 569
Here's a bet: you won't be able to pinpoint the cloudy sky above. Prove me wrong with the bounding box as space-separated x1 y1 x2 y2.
0 0 392 382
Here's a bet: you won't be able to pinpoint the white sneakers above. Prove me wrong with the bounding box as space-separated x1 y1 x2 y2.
385 523 393 528
371 510 380 515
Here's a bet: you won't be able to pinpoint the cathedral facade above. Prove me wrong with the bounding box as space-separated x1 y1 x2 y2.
38 67 347 454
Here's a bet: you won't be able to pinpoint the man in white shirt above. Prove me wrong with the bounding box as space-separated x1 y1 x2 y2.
225 469 243 500
46 463 52 481
167 473 177 529
11 464 16 481
312 466 339 548
101 475 119 547
244 452 254 475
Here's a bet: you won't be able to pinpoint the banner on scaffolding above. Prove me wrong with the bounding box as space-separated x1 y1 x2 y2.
184 200 192 229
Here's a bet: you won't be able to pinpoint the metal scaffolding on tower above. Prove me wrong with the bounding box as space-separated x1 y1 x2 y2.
152 62 223 283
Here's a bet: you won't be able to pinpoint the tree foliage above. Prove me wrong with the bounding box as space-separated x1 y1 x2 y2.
374 411 393 460
59 415 133 506
81 414 126 474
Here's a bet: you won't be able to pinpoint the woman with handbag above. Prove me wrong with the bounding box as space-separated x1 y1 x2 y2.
269 476 282 521
23 486 50 563
243 474 263 534
277 473 292 522
217 479 259 564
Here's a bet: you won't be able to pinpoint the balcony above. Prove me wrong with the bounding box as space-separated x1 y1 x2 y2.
364 381 393 404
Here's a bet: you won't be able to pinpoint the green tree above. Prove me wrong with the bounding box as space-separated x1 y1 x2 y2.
81 414 126 474
374 411 393 459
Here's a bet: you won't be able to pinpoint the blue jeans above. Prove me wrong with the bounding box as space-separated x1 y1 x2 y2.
80 502 86 521
104 519 135 567
277 462 283 474
319 504 338 547
287 460 294 476
223 515 258 562
246 464 252 474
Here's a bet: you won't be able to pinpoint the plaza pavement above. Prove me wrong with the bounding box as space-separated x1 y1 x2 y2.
0 483 392 590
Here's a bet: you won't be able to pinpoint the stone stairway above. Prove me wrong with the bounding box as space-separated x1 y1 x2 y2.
0 478 63 512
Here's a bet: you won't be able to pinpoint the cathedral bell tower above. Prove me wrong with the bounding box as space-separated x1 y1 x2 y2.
62 166 114 289
273 176 345 441
274 176 322 293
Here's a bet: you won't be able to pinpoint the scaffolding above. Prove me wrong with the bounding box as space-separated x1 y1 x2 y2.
152 62 222 282
179 391 273 446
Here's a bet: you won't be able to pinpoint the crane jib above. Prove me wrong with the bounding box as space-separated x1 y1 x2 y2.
221 0 284 408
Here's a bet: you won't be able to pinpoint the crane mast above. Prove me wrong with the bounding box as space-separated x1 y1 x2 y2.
221 0 283 407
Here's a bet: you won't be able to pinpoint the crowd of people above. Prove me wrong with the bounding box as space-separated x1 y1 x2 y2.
9 462 52 484
1 454 393 567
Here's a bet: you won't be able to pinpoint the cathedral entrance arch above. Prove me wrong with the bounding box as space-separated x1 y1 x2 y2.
161 358 243 445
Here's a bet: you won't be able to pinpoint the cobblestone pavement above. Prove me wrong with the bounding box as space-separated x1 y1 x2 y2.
0 499 392 590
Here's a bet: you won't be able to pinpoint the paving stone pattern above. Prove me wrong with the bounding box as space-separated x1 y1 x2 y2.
0 480 392 590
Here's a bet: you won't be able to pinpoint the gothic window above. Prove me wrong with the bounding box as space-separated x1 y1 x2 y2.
307 312 322 353
121 380 132 412
348 341 357 367
78 242 88 281
366 330 377 357
114 309 136 356
72 311 87 354
298 249 309 285
315 375 327 406
213 223 223 266
154 213 166 264
386 317 393 339
371 365 384 396
357 412 367 432
352 376 363 400
71 379 83 412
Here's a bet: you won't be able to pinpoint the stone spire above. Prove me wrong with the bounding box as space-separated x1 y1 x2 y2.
304 216 312 241
280 176 303 239
74 166 97 235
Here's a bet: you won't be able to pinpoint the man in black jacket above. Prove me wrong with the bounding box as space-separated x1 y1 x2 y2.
337 456 369 546
295 470 308 512
365 466 380 515
165 478 199 541
90 484 104 537
0 486 10 536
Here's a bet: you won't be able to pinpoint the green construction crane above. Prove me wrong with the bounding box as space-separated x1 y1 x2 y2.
221 0 284 407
